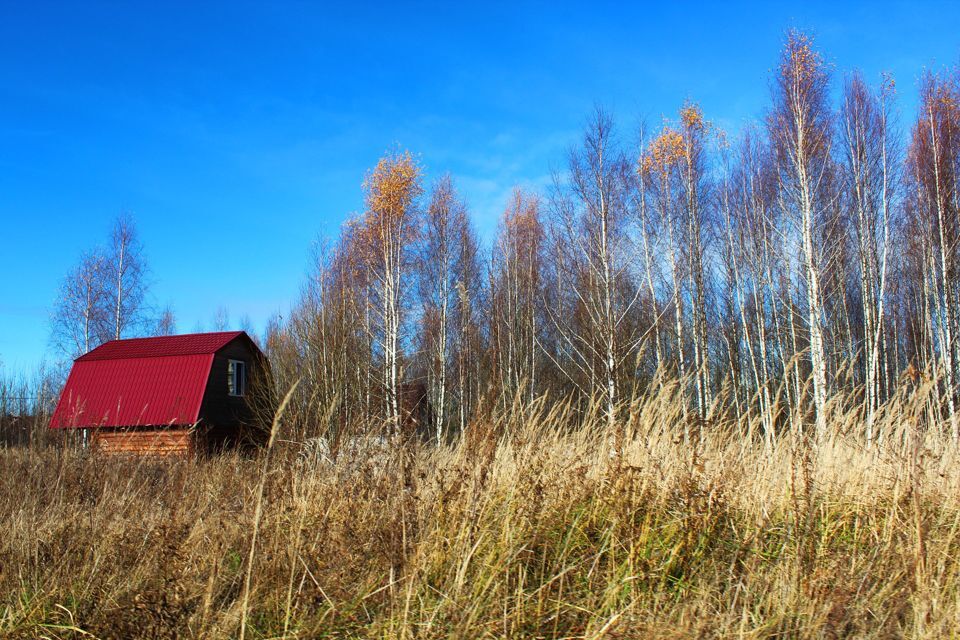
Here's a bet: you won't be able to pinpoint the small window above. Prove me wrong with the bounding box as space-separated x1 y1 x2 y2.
228 360 247 397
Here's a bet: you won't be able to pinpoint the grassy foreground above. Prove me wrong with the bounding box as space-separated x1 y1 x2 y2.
2 383 960 639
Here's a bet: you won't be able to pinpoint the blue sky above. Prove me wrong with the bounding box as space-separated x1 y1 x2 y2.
1 1 958 372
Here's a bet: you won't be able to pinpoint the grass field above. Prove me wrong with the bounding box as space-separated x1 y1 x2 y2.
2 381 959 639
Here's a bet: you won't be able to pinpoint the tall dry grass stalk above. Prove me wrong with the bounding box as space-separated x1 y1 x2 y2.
1 378 960 638
239 381 298 640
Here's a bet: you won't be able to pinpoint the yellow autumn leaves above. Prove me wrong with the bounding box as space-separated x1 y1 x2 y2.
782 30 823 85
359 150 424 246
364 150 423 219
641 102 708 178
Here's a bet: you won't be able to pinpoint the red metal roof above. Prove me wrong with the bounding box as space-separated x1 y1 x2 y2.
78 331 244 361
50 332 251 429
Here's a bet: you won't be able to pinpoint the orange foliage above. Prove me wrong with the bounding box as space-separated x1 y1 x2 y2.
359 150 423 247
363 151 422 222
641 102 710 177
908 72 960 200
680 102 704 132
641 127 684 177
781 30 824 85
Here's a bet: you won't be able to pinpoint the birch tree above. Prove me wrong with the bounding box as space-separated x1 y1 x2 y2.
548 108 638 427
105 213 149 340
51 250 110 359
418 175 471 441
769 30 833 434
678 103 713 418
721 128 786 439
644 125 689 405
839 72 897 440
358 150 423 432
490 188 545 407
155 305 177 336
632 126 666 381
907 71 960 438
451 207 483 434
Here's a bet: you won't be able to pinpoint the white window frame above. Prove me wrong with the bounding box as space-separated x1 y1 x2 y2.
228 359 247 397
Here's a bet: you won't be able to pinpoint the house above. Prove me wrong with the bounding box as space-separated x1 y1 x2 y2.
50 331 269 455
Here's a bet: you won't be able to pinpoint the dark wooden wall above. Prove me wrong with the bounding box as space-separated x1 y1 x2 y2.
198 337 267 452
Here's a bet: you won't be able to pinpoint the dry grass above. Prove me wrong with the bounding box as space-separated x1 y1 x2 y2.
2 382 960 638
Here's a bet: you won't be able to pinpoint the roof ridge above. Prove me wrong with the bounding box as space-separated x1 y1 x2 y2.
78 352 216 361
76 331 250 362
98 330 243 344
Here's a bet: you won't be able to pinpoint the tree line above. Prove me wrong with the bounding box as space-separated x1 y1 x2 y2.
263 31 960 443
47 30 960 445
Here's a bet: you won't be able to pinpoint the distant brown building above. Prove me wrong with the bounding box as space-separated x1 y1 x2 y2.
399 380 433 439
50 331 269 455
